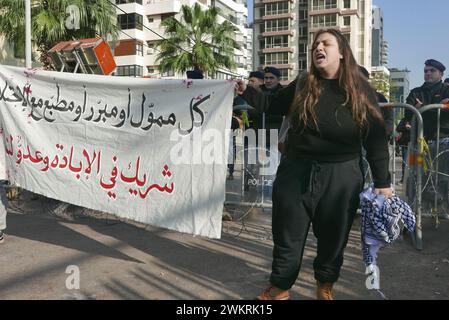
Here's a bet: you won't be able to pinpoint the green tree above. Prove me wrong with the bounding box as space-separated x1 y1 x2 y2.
0 0 119 69
155 3 241 77
371 72 391 101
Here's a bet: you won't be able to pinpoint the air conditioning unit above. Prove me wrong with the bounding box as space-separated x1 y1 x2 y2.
147 49 154 54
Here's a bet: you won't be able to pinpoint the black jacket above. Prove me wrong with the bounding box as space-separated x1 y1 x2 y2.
405 81 449 140
395 117 411 146
376 92 394 139
260 84 284 131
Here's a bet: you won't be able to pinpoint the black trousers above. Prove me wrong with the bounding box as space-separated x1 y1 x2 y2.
270 156 364 290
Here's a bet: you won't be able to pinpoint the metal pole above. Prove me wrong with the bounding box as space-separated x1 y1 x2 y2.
380 103 424 250
392 108 396 191
25 0 32 69
241 126 246 194
434 109 441 227
261 112 266 204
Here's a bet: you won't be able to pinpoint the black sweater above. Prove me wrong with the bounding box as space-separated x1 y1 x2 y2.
241 77 391 188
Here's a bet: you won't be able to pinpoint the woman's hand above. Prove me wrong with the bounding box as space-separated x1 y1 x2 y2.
375 187 394 199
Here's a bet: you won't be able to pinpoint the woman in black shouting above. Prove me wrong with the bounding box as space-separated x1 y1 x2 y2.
236 29 393 300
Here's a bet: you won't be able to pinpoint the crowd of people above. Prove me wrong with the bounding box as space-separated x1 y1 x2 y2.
2 27 448 301
232 29 449 300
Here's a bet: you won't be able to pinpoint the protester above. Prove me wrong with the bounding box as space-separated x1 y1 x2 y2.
261 66 284 140
404 59 449 140
236 28 392 300
248 71 264 89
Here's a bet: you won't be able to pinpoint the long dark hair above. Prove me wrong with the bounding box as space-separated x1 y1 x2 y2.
290 28 382 132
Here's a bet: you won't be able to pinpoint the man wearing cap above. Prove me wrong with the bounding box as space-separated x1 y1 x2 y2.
404 59 449 140
260 67 284 144
403 59 449 215
248 71 264 89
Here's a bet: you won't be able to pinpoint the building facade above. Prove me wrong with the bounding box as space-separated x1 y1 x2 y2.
253 0 373 83
253 0 305 83
113 0 251 78
389 68 411 103
371 6 388 67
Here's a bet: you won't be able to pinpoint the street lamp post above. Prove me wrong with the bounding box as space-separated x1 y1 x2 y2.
25 0 32 69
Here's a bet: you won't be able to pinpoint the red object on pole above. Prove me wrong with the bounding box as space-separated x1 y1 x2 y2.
48 37 116 75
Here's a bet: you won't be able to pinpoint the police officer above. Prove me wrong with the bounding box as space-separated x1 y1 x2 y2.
404 59 449 140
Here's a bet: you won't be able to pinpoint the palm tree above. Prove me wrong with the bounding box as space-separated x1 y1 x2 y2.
0 0 119 69
155 3 241 77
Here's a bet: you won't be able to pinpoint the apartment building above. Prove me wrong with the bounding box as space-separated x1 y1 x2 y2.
253 0 306 82
308 0 372 72
113 0 251 78
253 0 373 83
389 68 411 103
0 35 41 68
371 6 388 67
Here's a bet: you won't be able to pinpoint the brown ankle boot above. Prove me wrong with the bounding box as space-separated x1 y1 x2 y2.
316 281 334 300
256 285 290 300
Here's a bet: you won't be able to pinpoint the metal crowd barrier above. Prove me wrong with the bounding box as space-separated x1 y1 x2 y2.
225 103 429 250
417 104 449 229
379 103 424 250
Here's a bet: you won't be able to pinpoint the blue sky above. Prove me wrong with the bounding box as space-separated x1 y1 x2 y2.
247 0 448 88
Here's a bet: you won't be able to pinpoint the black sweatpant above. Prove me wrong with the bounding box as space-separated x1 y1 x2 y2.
270 156 364 290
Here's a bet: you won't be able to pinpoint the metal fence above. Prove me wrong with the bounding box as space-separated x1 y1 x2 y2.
225 103 449 250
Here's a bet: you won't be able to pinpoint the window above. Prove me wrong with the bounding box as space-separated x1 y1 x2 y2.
147 67 155 74
265 18 289 32
115 65 143 77
299 43 307 54
299 9 307 20
136 43 143 56
146 41 156 54
344 16 350 26
298 26 308 37
147 17 154 23
265 2 289 16
312 0 337 11
312 14 337 28
117 13 143 30
343 0 350 8
161 13 175 22
279 69 289 81
265 35 289 48
265 52 289 65
299 59 307 70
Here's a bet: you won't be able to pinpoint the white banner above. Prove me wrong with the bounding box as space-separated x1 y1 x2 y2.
0 65 233 238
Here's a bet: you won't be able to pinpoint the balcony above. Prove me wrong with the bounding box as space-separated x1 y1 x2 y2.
309 25 349 33
269 63 294 69
262 13 294 20
262 30 294 37
262 47 294 53
262 0 294 3
340 9 359 17
145 0 181 16
309 8 340 15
